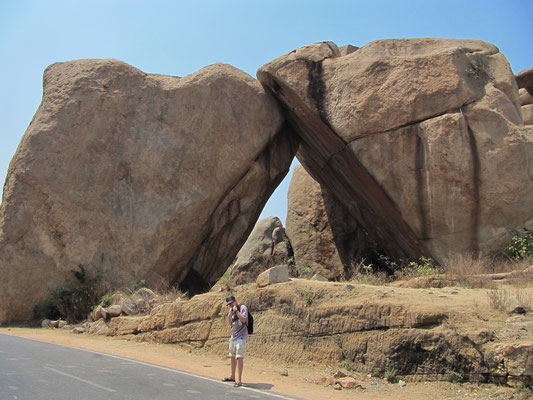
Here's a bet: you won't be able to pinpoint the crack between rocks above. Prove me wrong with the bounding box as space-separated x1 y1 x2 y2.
461 109 481 255
180 124 292 284
345 99 481 147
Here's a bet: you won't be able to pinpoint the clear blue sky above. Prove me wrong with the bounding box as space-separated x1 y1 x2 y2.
1 0 532 224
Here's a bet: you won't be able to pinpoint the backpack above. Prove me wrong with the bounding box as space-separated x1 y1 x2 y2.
237 304 254 334
246 310 254 334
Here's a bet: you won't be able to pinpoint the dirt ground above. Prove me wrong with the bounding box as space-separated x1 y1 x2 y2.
0 327 529 400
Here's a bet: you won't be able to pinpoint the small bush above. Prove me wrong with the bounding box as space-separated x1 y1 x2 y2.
444 368 463 383
349 260 388 285
100 294 113 307
393 257 442 281
466 62 489 81
508 231 533 260
384 367 398 383
288 256 312 278
35 264 104 323
303 291 314 306
341 359 354 371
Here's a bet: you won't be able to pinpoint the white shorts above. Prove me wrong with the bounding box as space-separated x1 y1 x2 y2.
228 338 246 359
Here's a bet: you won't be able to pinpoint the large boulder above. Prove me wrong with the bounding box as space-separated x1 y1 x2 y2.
258 39 533 263
229 216 292 285
517 69 533 125
286 165 364 280
0 59 297 323
516 68 533 95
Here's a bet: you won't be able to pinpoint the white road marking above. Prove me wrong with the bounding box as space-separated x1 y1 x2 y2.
186 389 201 394
8 386 19 390
1 332 297 400
162 383 175 387
43 366 116 393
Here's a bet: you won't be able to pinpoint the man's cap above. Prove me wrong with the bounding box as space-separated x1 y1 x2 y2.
226 295 236 305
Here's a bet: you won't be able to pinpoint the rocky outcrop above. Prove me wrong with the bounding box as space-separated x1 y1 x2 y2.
517 69 533 125
90 280 533 386
516 68 533 94
258 39 533 263
0 59 297 323
229 216 292 285
286 165 363 280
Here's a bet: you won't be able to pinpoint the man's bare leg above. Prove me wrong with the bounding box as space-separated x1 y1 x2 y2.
236 358 244 383
230 356 237 380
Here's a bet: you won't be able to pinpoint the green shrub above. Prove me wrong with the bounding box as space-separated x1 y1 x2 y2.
34 264 104 323
288 256 311 278
384 367 398 382
100 294 113 307
444 368 463 383
508 231 533 260
466 62 489 80
394 257 442 280
303 291 314 306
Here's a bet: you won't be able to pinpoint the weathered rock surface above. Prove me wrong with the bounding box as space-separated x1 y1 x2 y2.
286 165 363 280
516 68 533 94
90 280 533 386
522 104 533 125
519 88 533 106
0 59 296 323
258 39 533 263
229 216 292 285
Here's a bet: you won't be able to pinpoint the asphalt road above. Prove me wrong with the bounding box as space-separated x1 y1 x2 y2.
0 332 299 400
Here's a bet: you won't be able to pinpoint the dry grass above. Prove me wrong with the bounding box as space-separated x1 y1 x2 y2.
487 288 511 312
442 254 494 288
441 311 460 331
487 287 532 312
97 275 186 317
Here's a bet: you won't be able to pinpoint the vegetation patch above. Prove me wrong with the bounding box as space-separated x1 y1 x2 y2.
34 264 105 323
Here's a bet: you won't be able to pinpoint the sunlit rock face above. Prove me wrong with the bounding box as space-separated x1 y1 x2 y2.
258 38 533 263
0 59 297 323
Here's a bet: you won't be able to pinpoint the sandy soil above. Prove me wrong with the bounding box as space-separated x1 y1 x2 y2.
0 327 528 400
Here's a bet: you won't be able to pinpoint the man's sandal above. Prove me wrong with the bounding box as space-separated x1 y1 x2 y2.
222 377 235 382
233 382 242 387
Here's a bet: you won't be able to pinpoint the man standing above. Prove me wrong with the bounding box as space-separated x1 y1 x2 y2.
223 295 248 387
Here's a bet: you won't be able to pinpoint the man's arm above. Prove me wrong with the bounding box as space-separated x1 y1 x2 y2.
234 306 248 324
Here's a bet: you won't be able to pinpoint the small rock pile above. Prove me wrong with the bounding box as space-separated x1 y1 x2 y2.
315 370 363 390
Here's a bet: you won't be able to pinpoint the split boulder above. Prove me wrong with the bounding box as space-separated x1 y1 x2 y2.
258 39 533 263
